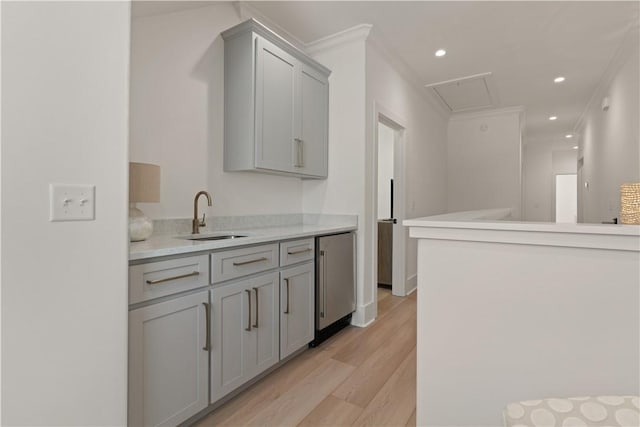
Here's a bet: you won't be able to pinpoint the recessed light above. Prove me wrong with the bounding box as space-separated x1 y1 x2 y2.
554 76 566 83
572 146 579 150
549 116 557 121
435 49 446 57
565 134 573 138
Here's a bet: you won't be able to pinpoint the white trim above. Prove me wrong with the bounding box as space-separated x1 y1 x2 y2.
372 103 408 298
234 1 307 52
449 105 525 121
351 300 376 327
574 23 639 133
406 274 417 295
305 23 372 56
366 31 450 120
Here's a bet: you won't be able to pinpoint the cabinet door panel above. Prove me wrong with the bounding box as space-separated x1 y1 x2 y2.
299 65 329 177
251 272 280 376
255 36 297 173
280 263 315 359
210 282 251 403
129 291 209 427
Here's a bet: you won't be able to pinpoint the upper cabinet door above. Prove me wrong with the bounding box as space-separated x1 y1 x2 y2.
255 36 298 173
298 64 329 178
223 19 331 179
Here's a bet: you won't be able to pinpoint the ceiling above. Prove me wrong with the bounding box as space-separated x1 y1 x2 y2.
132 1 639 147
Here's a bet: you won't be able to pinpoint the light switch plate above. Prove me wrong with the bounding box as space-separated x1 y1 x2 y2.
50 184 95 221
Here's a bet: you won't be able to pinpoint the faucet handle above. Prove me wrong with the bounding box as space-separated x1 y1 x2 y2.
199 213 206 227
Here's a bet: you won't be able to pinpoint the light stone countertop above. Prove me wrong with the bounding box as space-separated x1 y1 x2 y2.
129 221 357 262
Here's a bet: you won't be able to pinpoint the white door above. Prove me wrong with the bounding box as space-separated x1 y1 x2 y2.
254 36 297 173
280 262 315 359
298 64 328 177
129 291 209 427
555 174 577 223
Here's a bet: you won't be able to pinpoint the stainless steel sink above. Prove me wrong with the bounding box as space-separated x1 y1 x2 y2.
183 234 247 241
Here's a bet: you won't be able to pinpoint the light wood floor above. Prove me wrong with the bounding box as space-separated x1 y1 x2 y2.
196 287 417 427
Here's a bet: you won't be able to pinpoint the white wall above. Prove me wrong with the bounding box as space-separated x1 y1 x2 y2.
365 40 448 301
377 122 394 219
577 27 639 224
448 108 523 219
1 2 130 425
412 224 640 426
130 3 303 219
301 33 369 323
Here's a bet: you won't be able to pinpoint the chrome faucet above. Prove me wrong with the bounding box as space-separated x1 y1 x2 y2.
192 190 212 234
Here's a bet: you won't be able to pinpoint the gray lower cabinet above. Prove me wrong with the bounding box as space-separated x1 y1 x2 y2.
128 290 209 427
280 262 315 359
210 271 279 404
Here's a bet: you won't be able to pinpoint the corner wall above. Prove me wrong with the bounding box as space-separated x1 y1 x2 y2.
1 2 130 424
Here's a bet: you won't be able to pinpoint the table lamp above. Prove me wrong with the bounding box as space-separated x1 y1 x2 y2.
620 182 640 225
129 162 160 241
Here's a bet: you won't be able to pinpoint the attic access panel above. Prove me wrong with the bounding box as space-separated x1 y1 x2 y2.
425 72 497 113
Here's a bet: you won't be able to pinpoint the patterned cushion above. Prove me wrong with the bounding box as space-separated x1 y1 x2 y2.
503 396 639 427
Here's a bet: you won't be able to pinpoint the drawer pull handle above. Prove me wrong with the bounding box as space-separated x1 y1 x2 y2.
284 278 290 314
287 248 312 255
146 271 200 285
202 302 211 351
252 287 259 328
245 289 252 332
233 257 268 266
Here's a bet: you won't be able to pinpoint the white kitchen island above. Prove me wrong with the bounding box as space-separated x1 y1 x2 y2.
405 210 640 426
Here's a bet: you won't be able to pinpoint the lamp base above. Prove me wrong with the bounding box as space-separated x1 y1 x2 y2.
129 205 153 242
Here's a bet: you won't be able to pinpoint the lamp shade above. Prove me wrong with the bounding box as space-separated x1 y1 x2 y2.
620 182 640 225
130 162 160 203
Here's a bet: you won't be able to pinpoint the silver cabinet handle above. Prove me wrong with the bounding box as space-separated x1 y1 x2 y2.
146 271 199 285
202 302 211 351
252 287 259 328
287 247 312 255
320 250 326 318
233 257 267 266
245 289 252 332
284 278 290 314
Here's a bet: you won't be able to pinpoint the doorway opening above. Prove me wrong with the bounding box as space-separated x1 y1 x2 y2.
555 174 577 223
375 113 406 302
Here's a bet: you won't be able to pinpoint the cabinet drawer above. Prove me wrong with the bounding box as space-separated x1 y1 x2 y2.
211 243 278 284
129 255 209 304
280 238 315 267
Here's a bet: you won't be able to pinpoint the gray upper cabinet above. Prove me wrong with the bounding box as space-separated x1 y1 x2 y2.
222 19 330 179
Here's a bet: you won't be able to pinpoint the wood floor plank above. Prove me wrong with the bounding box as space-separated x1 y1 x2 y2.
331 314 416 408
332 298 416 367
351 348 417 427
377 291 405 318
243 358 355 427
297 395 363 426
197 288 417 427
406 409 416 427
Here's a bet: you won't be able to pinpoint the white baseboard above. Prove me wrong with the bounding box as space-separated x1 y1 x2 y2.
406 274 417 294
350 300 376 327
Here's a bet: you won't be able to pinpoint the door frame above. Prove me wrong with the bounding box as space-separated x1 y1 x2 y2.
370 102 407 300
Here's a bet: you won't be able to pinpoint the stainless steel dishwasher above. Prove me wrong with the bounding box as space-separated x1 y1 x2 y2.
310 232 356 346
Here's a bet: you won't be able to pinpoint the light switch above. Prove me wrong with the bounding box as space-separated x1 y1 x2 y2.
50 184 95 221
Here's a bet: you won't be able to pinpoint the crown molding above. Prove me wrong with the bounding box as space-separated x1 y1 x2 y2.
366 28 450 120
233 1 307 52
305 23 372 56
574 22 639 133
